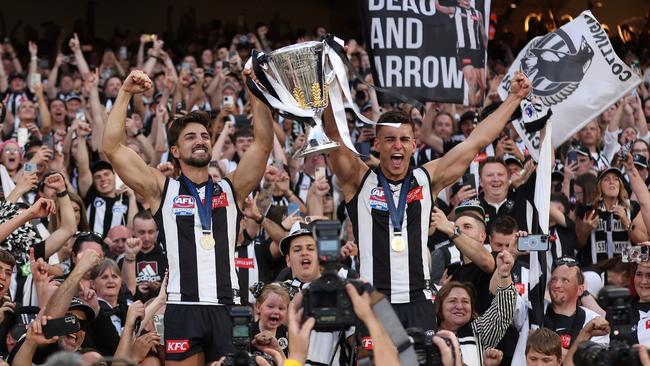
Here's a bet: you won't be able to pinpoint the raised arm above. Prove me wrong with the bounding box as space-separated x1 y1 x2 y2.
102 71 164 212
419 103 445 154
322 103 368 201
230 72 274 205
42 174 77 258
73 121 94 198
426 71 531 194
69 33 90 76
46 54 64 99
34 84 52 135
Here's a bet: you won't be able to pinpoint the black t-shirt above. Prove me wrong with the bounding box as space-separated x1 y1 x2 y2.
118 244 168 286
251 321 289 357
479 172 536 234
450 253 496 315
235 235 283 306
543 306 586 349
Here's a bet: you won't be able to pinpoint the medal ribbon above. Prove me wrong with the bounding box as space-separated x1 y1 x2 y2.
179 175 214 234
377 169 412 234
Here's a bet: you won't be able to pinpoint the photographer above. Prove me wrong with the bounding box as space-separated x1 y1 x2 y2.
435 250 517 365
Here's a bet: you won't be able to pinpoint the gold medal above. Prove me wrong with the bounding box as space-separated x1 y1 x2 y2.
391 234 406 252
200 234 215 250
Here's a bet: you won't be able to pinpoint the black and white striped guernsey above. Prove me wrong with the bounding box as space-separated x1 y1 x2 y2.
154 176 241 305
86 192 130 238
454 6 482 50
346 168 433 303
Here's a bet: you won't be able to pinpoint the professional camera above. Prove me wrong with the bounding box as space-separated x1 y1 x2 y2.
574 287 644 366
406 328 448 366
225 307 274 366
573 341 650 366
302 220 363 332
598 286 632 343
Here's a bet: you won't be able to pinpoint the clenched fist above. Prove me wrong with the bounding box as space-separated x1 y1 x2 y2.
122 71 153 95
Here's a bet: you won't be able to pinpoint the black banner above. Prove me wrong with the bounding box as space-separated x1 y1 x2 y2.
360 0 490 105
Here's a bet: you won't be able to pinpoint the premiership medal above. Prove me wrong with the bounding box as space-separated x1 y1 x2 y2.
391 234 406 252
201 233 215 250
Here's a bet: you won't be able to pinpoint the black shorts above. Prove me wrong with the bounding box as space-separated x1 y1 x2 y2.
458 48 484 69
358 300 437 351
164 304 234 362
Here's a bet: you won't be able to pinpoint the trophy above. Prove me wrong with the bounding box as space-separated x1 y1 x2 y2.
247 41 340 158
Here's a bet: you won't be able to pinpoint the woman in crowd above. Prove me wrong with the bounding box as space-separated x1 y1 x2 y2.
91 259 133 334
435 252 516 365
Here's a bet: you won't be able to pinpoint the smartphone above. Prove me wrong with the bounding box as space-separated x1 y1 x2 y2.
30 73 41 88
118 46 128 60
42 134 55 159
461 173 477 193
355 141 372 162
181 62 191 72
17 128 28 147
315 166 326 180
287 202 301 217
24 162 37 173
620 140 633 160
622 245 649 263
153 315 165 345
43 315 80 339
567 150 578 165
517 235 550 252
142 34 157 43
228 50 237 59
223 95 234 107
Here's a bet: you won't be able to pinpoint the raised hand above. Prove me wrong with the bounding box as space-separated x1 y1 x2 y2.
75 249 101 273
496 250 515 278
27 198 56 219
122 70 153 95
28 41 38 57
125 237 143 259
510 71 532 99
69 33 81 53
131 331 161 363
157 162 175 177
45 173 66 194
25 316 59 346
14 172 39 195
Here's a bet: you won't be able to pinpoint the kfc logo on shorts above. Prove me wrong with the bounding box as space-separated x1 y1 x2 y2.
560 334 571 349
166 339 190 353
361 336 373 350
172 195 195 216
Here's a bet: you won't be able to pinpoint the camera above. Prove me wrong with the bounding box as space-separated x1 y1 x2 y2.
225 306 257 366
517 234 550 252
575 287 643 366
302 221 363 332
406 328 445 366
622 245 649 263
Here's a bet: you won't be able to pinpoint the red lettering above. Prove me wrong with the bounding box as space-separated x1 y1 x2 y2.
406 186 423 203
361 336 374 350
560 334 571 349
645 319 650 329
212 193 229 208
166 340 190 353
515 283 525 295
235 257 255 269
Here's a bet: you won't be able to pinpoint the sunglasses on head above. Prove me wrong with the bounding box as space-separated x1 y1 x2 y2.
553 257 578 270
75 231 103 242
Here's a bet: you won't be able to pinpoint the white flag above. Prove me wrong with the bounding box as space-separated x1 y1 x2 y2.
498 10 641 161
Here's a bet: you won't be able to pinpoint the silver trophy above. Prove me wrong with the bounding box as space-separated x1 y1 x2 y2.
252 41 339 158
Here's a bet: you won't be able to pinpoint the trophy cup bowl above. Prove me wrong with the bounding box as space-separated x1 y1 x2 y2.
260 41 339 158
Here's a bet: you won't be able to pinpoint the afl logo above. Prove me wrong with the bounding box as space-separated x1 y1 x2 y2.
369 187 385 202
521 29 594 105
172 195 195 216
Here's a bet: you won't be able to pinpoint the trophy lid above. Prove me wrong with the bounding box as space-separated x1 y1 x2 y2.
268 41 323 57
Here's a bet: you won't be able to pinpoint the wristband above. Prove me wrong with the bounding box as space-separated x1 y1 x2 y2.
124 257 136 263
56 190 69 198
284 360 303 366
499 274 511 279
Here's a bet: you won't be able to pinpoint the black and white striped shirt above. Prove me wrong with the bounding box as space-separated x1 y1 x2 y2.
454 6 482 50
86 192 130 238
346 168 433 303
154 176 241 305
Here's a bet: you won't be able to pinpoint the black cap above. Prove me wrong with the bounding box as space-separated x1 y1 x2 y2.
279 222 313 256
597 167 623 182
503 154 523 168
574 146 591 157
454 199 485 221
69 297 96 321
633 154 648 169
5 305 39 340
459 111 477 123
204 68 215 78
65 93 82 102
90 160 113 174
8 71 26 82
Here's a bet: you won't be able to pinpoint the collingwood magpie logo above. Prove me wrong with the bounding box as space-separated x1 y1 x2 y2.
522 29 594 105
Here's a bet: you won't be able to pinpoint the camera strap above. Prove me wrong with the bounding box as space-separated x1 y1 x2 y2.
357 297 418 366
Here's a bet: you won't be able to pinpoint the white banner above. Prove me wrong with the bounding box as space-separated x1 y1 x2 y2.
498 10 641 160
